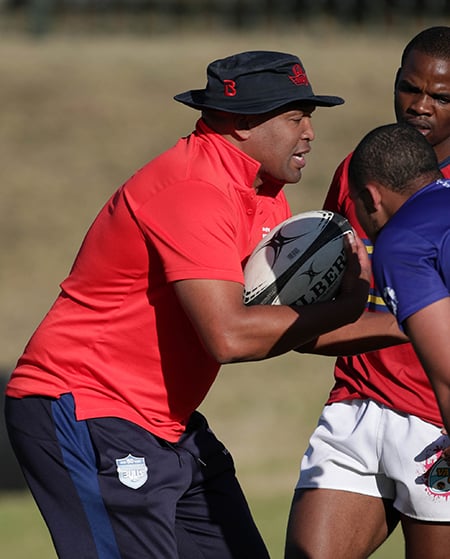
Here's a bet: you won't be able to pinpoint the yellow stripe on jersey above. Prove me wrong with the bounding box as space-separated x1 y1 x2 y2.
368 293 387 308
362 238 373 255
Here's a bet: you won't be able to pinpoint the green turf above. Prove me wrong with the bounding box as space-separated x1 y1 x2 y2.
0 490 404 558
0 492 56 557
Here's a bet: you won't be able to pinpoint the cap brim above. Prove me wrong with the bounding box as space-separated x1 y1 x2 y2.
174 90 344 113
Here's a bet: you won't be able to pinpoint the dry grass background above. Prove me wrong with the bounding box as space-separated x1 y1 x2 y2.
1 21 447 557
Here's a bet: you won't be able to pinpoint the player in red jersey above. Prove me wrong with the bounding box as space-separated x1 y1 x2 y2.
4 51 370 559
285 26 450 559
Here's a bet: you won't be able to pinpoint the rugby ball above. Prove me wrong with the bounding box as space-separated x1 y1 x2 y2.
243 210 352 306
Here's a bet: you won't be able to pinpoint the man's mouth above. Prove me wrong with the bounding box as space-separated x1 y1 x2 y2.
292 150 309 168
404 118 432 136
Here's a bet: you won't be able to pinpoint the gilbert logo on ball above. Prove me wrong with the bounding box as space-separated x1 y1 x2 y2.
243 210 352 306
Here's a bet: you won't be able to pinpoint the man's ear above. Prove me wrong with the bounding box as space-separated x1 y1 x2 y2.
232 115 252 140
361 182 382 214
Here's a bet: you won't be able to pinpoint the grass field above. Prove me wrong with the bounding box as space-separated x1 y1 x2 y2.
1 22 443 557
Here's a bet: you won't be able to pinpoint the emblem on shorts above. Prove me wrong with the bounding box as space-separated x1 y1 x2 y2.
427 457 450 495
116 454 148 489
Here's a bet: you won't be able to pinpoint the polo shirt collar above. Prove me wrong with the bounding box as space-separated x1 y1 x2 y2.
195 118 283 195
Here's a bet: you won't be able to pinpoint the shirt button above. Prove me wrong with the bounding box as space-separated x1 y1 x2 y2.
247 209 254 215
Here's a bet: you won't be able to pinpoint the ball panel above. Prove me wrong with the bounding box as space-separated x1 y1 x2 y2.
243 210 352 306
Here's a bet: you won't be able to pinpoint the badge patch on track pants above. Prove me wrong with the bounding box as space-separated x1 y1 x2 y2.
116 454 148 489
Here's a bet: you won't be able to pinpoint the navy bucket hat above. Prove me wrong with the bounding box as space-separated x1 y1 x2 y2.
174 50 344 114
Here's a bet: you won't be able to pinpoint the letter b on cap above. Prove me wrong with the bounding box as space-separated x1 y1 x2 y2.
224 80 237 97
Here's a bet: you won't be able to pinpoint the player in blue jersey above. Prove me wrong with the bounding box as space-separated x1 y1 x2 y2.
348 122 450 440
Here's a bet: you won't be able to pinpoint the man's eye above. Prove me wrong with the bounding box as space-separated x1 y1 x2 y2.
399 83 418 94
436 97 450 105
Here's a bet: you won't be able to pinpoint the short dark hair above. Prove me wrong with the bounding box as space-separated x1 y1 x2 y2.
401 26 450 64
349 123 441 194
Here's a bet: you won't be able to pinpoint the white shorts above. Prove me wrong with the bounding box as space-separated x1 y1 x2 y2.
296 399 450 521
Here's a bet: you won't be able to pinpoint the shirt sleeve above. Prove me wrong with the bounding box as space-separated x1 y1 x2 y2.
373 226 450 326
323 152 366 238
133 180 246 284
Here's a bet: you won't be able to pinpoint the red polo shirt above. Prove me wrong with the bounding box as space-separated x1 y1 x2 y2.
6 119 291 442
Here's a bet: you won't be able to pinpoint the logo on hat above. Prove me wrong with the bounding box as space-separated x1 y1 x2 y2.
224 79 237 97
288 64 309 86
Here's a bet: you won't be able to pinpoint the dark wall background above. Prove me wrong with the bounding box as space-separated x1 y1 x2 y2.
3 0 450 36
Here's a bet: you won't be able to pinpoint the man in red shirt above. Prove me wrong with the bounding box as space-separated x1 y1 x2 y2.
285 26 450 559
5 50 370 559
